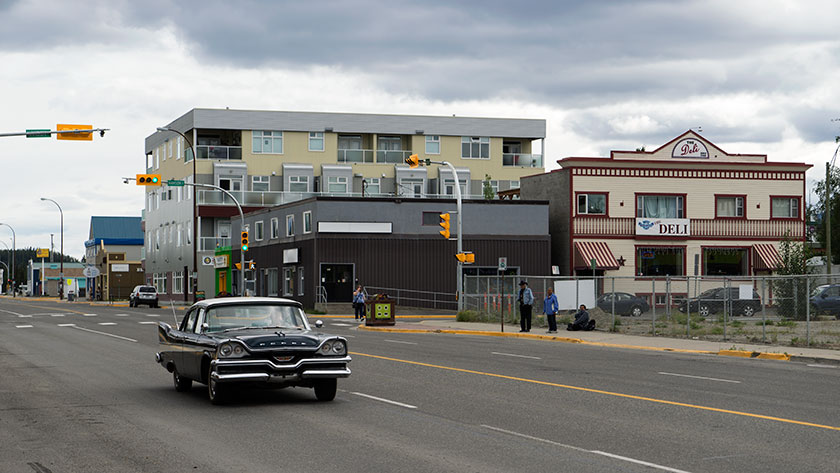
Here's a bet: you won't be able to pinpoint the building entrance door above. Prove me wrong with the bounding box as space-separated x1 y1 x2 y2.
218 271 227 295
320 264 354 302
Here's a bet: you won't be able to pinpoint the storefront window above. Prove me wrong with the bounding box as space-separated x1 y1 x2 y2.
703 248 748 276
637 247 684 276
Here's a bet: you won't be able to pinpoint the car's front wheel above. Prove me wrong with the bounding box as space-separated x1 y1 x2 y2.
630 305 643 317
173 369 192 392
741 304 756 317
698 304 711 317
314 379 337 402
207 367 226 405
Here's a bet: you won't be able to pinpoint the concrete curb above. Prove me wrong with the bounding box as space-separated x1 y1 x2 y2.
357 325 834 362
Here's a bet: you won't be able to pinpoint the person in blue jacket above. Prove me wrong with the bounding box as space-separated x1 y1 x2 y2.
353 285 366 321
543 286 559 333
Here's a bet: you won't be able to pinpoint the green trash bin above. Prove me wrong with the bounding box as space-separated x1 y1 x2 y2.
365 297 395 326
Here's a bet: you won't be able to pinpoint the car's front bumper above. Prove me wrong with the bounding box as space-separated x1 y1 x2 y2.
210 356 352 384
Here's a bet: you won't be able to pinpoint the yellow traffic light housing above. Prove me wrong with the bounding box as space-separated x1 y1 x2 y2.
136 174 162 186
241 230 249 251
405 154 420 168
455 252 475 264
439 213 451 239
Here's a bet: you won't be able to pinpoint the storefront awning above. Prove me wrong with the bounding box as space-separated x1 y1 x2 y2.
574 241 619 270
753 244 781 271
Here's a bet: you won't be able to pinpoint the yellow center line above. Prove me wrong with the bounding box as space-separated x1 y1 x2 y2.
350 351 840 432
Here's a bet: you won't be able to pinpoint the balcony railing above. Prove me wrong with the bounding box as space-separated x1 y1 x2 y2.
197 189 491 207
197 145 242 160
336 149 414 164
199 237 231 251
573 217 804 239
377 150 413 164
503 153 543 167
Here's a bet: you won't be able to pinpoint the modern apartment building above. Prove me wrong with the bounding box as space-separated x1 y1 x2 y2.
521 130 811 305
143 108 546 300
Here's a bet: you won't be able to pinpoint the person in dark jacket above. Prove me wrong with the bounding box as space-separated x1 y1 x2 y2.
518 280 534 332
568 304 595 331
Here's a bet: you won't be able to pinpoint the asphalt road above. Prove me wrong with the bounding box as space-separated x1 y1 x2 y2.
1 298 838 473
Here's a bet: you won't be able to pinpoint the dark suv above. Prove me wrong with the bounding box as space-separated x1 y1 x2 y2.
678 286 761 317
130 285 159 308
810 284 840 315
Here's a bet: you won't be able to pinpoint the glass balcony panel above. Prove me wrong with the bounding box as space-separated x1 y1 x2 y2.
377 150 411 164
503 153 543 167
337 149 374 163
196 145 242 160
199 237 231 251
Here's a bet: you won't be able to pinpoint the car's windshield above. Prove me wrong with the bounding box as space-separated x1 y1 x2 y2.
204 304 307 332
811 285 830 297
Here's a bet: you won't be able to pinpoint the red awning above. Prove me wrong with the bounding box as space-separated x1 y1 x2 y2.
574 241 619 270
753 244 781 271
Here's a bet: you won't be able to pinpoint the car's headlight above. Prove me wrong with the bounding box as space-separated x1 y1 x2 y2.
319 339 346 356
218 341 248 359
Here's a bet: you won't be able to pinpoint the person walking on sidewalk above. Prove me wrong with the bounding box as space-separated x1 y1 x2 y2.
518 280 534 332
353 285 366 321
544 286 559 333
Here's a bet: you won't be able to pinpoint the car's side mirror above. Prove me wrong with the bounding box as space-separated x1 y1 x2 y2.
201 322 209 333
315 320 323 328
821 294 828 299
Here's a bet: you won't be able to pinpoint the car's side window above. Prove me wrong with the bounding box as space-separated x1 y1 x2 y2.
193 308 206 334
181 308 198 332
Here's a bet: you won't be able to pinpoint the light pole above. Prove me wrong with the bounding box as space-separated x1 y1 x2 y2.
40 198 64 299
157 126 198 302
0 240 8 295
827 143 840 278
0 223 16 298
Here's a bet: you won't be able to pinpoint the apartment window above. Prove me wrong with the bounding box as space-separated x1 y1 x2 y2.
425 135 440 154
168 225 174 243
187 221 192 244
461 136 490 159
252 130 283 154
771 197 799 219
510 180 520 189
703 247 748 276
283 267 295 296
252 175 270 192
168 140 173 159
577 193 607 215
185 175 193 199
289 176 309 192
254 221 264 241
155 229 160 250
155 148 160 169
270 218 279 239
177 137 183 160
364 177 380 196
177 224 182 247
309 132 324 151
716 195 745 218
286 215 295 237
636 195 685 219
266 268 279 296
327 176 348 193
303 211 312 234
173 270 183 294
443 179 467 197
637 247 685 277
298 267 304 296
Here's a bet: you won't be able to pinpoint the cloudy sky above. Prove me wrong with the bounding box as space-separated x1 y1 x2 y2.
1 0 838 258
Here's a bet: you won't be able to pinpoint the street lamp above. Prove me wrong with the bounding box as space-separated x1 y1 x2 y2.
0 223 16 298
826 143 840 278
0 239 9 295
40 198 64 299
157 126 198 302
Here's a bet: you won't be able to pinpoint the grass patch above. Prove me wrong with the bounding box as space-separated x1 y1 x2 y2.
776 320 796 328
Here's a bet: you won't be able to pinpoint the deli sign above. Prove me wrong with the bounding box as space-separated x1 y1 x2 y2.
636 218 691 237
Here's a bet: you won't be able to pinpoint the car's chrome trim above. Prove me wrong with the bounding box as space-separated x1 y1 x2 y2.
301 368 351 379
211 355 351 370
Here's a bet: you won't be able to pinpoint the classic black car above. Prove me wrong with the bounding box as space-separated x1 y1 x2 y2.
156 297 351 404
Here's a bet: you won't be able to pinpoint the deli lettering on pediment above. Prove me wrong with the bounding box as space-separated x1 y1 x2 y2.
671 138 709 159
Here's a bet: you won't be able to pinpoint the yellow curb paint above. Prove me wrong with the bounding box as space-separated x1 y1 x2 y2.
351 351 840 432
757 353 791 361
718 350 755 358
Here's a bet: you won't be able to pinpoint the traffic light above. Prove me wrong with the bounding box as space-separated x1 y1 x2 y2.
241 230 249 252
455 252 475 264
439 213 451 239
136 174 162 186
405 154 420 168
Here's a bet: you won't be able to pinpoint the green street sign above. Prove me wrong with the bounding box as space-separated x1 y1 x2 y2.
26 129 51 138
166 179 185 187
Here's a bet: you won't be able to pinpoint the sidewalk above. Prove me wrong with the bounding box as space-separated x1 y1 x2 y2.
357 318 840 365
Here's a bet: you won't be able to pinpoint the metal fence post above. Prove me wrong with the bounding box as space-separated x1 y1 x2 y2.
723 278 728 341
761 277 766 344
686 277 691 337
651 278 656 336
806 276 810 347
611 277 616 331
666 275 671 321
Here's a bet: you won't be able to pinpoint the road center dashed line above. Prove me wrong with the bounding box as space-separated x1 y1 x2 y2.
384 339 418 345
807 364 839 369
82 314 97 317
658 372 741 384
145 314 160 317
114 314 129 317
50 314 65 317
492 351 542 360
138 321 157 325
350 392 417 409
97 322 117 326
482 425 692 473
15 325 33 328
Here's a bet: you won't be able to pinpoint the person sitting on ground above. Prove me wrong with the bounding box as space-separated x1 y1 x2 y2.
567 304 595 331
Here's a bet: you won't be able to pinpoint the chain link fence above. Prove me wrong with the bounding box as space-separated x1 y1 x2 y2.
462 274 840 349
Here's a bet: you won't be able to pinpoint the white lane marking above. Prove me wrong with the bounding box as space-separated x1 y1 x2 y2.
82 313 97 317
807 364 839 369
50 314 66 317
57 323 75 327
482 425 691 473
138 321 157 325
384 339 418 345
350 392 417 409
98 322 117 326
658 372 741 384
145 314 160 317
331 323 352 327
15 325 33 328
18 315 32 318
70 325 137 343
492 351 542 360
114 313 129 317
0 308 26 316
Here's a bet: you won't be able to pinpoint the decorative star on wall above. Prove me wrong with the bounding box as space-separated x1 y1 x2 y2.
617 256 626 266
